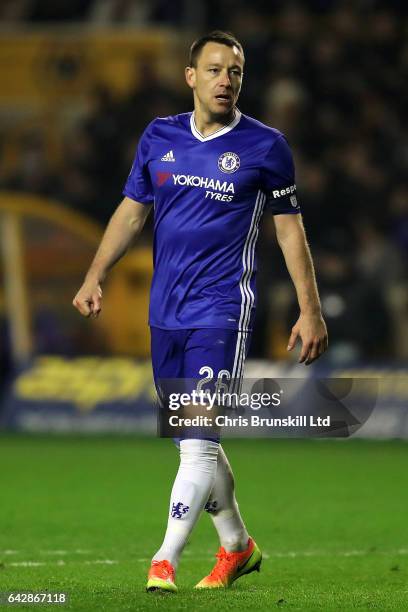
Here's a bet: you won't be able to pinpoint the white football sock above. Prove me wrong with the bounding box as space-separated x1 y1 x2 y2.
205 445 249 552
153 438 219 569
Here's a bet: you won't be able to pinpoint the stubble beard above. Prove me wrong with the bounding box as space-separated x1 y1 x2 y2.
194 90 238 125
208 99 236 124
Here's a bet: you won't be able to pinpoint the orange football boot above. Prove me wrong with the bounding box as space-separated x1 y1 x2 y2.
146 559 177 593
195 537 262 589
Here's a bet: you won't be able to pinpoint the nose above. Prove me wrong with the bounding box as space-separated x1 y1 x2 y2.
218 70 231 88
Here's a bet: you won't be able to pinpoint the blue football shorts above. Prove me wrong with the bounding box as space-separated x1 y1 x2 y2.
150 327 251 442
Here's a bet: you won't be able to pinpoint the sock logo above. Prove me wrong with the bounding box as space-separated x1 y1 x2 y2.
171 502 189 519
204 500 218 513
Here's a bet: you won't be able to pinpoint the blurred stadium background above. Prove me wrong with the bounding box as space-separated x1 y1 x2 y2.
0 0 406 434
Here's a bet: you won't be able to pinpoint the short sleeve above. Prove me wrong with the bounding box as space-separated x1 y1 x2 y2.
261 134 300 215
123 121 155 205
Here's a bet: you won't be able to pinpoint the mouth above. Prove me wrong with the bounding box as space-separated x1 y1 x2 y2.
214 94 232 105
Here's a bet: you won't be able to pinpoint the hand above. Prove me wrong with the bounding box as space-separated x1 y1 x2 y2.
72 279 103 318
287 312 328 365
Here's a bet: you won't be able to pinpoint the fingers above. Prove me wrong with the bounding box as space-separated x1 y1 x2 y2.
289 314 328 365
72 288 102 318
287 328 299 351
304 339 321 365
90 294 101 318
302 336 328 365
72 296 91 317
299 339 313 364
91 299 101 318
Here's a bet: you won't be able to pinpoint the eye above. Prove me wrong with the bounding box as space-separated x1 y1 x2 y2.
209 68 219 74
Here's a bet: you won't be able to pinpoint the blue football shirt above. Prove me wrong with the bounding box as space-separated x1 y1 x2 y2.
123 109 300 332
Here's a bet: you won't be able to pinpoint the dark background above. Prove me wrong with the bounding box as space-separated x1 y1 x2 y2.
0 0 407 371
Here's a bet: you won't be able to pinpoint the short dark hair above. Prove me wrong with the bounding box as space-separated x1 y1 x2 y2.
188 30 244 67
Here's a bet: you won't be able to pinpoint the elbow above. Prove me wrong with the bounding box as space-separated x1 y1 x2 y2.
129 216 142 232
276 227 308 253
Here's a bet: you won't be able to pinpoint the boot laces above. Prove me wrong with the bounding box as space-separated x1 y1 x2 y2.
209 547 237 580
151 559 174 579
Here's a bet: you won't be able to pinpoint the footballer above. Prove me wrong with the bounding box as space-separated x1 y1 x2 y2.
73 31 328 593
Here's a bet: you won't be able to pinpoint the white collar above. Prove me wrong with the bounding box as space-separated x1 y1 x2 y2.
190 109 242 142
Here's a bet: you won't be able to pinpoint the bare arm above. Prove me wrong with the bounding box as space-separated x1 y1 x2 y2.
274 213 328 364
73 196 152 317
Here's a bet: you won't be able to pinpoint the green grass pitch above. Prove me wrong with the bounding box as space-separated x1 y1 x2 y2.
1 435 408 610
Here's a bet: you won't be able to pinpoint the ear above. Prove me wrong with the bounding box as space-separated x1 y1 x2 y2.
185 66 195 90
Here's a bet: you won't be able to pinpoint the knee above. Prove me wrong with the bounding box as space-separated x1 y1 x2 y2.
179 439 219 473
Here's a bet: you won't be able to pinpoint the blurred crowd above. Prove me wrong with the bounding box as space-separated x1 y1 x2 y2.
1 0 407 26
0 1 407 364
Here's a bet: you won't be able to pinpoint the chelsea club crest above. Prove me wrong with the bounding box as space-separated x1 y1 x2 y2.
218 152 240 174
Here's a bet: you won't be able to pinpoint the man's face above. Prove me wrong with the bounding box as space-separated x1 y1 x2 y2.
185 42 244 117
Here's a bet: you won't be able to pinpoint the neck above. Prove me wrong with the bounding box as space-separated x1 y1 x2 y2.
193 104 235 137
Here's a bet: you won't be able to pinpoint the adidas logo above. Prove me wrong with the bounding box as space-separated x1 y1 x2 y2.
161 150 176 162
